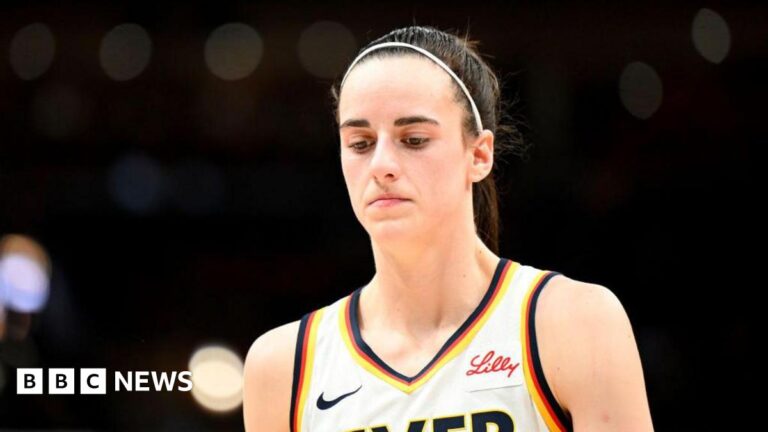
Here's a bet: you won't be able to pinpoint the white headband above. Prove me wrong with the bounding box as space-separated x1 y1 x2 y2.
339 41 484 133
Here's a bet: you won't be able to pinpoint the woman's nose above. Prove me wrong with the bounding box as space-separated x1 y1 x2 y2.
369 136 401 182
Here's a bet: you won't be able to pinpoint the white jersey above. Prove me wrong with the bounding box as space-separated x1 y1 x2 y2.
289 257 573 432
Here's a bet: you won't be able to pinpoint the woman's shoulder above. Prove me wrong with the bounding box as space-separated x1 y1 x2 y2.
243 319 301 432
535 273 627 363
242 293 347 431
536 273 622 319
244 291 351 363
535 273 652 428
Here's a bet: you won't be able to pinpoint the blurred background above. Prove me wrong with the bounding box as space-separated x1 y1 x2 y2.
0 0 763 430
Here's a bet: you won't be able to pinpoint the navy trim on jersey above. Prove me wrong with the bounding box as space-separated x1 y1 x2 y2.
347 257 509 383
527 271 574 431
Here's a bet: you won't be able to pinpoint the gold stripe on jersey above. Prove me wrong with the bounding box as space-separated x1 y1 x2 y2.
293 307 325 432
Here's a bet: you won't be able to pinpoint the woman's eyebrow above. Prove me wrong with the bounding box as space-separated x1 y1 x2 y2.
339 115 440 130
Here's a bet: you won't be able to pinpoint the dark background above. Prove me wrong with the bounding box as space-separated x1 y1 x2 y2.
0 0 763 430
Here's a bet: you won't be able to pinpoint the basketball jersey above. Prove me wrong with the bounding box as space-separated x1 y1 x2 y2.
289 257 574 432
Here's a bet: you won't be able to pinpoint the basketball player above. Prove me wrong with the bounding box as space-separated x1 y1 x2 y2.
244 26 653 431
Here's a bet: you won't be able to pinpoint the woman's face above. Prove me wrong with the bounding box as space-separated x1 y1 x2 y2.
338 55 490 245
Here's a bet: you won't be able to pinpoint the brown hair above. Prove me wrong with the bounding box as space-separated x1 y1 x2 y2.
330 26 528 254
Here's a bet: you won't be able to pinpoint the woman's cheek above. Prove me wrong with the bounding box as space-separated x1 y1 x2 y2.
340 166 361 218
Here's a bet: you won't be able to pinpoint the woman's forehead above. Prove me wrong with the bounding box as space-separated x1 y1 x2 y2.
339 56 457 120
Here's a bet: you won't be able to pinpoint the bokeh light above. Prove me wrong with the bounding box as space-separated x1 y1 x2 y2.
692 8 731 64
188 345 244 413
204 23 263 81
0 254 49 313
619 61 663 120
298 21 357 79
108 153 167 214
100 23 153 81
0 235 51 315
9 23 56 80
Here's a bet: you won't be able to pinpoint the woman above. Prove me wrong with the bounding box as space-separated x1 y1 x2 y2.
244 26 653 431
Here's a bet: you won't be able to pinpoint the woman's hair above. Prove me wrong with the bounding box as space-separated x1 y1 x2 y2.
330 25 528 254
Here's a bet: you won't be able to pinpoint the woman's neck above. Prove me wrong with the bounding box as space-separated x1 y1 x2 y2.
360 233 500 342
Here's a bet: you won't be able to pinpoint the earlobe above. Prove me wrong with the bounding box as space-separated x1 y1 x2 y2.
470 130 494 182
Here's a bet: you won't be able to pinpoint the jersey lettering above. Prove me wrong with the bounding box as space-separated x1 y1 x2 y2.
346 410 513 432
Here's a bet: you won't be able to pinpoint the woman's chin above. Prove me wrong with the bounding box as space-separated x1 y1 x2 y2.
366 220 420 243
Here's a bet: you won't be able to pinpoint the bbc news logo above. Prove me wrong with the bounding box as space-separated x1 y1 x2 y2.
17 368 193 394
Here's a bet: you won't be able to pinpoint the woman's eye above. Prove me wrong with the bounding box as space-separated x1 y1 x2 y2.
349 140 371 151
347 137 428 153
405 137 428 146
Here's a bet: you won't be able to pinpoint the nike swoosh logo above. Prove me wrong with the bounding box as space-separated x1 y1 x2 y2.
316 384 362 410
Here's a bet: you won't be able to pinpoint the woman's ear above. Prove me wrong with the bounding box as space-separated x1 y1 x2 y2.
468 129 494 183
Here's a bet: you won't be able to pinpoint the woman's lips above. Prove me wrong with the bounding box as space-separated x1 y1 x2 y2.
369 198 408 208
